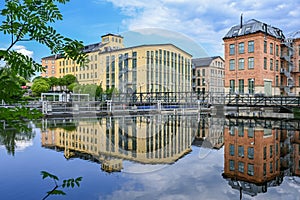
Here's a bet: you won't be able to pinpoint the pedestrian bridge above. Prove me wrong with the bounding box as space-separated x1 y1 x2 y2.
225 95 300 110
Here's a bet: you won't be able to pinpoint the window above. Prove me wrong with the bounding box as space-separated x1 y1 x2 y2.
299 45 300 56
238 145 244 157
248 127 254 138
238 162 244 173
238 124 244 137
239 42 244 54
248 147 254 159
248 57 254 69
270 162 273 173
264 57 267 69
270 145 273 157
276 76 279 87
276 60 279 71
238 79 244 94
270 59 273 70
248 164 254 176
229 59 235 70
230 80 235 94
197 70 200 76
248 79 254 94
229 160 235 171
276 45 279 56
230 144 235 156
248 41 254 53
202 69 205 76
197 79 201 86
229 126 235 136
264 41 267 53
229 44 235 55
299 60 300 71
264 146 267 159
238 58 244 70
263 163 266 175
270 43 273 54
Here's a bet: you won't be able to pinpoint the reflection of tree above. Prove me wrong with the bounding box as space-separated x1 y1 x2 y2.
0 127 35 156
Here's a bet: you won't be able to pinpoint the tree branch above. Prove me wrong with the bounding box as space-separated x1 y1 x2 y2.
42 185 58 200
7 22 28 52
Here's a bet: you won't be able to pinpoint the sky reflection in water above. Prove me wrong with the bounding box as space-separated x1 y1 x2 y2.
0 115 299 200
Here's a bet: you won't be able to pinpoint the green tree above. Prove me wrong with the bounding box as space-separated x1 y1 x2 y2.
16 75 27 86
72 84 83 94
0 67 25 103
82 84 98 99
57 77 67 91
48 76 59 91
31 78 50 96
67 82 79 92
0 0 87 124
62 74 77 86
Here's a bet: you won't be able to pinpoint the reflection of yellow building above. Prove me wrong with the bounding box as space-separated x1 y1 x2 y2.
41 33 192 93
41 115 196 172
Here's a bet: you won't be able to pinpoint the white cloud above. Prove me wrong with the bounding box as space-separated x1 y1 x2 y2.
13 45 34 58
102 0 300 57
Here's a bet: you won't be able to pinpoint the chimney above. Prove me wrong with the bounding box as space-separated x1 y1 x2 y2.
240 13 243 28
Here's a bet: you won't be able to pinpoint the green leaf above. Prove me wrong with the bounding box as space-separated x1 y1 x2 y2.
40 171 59 181
47 190 66 196
41 171 50 179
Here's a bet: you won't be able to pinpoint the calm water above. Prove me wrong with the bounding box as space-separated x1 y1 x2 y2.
0 114 299 200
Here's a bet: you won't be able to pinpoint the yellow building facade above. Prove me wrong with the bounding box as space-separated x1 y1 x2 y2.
42 33 192 93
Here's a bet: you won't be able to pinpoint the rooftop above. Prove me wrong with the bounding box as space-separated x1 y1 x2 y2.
223 19 285 40
192 56 223 67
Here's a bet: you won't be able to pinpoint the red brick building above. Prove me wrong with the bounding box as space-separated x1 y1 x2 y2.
223 19 300 96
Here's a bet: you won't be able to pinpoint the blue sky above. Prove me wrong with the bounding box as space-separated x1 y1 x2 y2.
1 0 300 63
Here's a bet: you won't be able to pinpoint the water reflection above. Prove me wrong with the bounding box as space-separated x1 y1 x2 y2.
1 115 300 199
0 122 35 156
41 115 222 173
222 118 300 198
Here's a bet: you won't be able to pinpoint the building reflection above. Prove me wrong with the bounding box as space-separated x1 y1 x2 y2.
223 118 300 198
41 115 204 173
192 115 224 149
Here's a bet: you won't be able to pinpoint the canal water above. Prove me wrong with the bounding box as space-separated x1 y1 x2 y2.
0 114 299 200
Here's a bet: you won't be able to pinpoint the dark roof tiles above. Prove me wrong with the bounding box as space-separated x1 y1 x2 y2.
223 19 285 40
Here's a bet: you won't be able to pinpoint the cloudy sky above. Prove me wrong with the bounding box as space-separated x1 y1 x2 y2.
1 0 300 62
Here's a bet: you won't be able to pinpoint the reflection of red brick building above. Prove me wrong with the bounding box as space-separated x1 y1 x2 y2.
223 120 280 184
292 131 300 176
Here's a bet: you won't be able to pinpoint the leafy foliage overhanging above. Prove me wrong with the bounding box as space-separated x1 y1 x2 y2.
0 0 87 124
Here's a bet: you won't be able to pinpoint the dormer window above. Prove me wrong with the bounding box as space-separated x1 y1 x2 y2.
232 29 238 36
245 27 251 34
